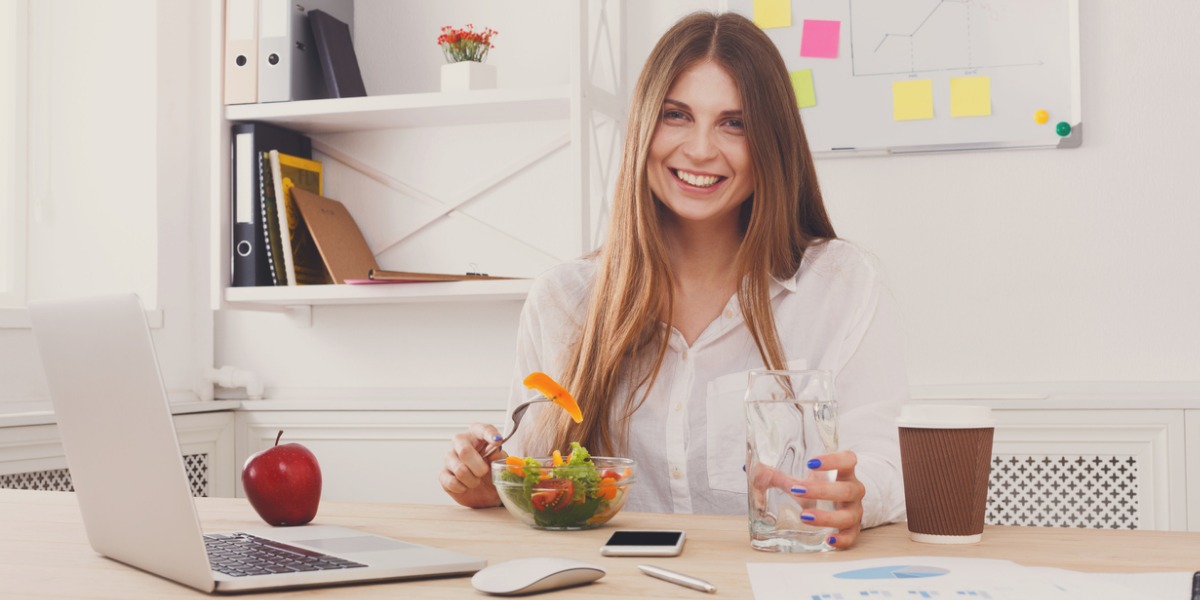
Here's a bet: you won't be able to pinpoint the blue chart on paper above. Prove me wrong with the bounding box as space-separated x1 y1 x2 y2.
808 588 992 599
833 565 951 580
807 565 995 600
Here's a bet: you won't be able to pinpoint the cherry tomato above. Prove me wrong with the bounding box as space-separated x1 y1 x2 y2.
531 478 575 512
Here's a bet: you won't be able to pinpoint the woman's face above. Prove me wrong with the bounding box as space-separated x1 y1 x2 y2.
647 60 754 232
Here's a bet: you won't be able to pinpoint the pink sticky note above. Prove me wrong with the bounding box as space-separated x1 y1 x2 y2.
801 20 840 59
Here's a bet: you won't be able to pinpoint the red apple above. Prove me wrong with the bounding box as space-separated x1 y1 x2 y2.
242 430 322 526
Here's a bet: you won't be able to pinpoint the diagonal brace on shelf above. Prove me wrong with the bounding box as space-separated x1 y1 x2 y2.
312 136 569 262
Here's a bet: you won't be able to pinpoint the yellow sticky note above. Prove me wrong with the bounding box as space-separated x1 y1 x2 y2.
753 0 791 29
790 69 816 109
892 80 934 121
950 76 991 117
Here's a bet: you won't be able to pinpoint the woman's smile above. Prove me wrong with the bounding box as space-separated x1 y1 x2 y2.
671 168 726 189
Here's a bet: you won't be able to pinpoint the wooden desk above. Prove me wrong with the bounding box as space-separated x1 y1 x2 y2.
1 489 1195 598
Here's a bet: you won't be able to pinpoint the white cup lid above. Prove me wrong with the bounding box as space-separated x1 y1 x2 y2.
896 404 994 429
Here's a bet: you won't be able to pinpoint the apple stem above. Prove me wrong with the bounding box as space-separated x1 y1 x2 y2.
274 430 283 446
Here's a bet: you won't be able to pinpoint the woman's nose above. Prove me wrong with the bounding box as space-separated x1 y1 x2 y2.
682 127 718 161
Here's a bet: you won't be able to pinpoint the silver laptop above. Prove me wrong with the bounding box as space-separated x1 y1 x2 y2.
28 293 486 593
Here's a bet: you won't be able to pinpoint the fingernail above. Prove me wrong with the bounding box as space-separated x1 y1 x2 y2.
807 458 822 469
491 434 503 442
828 536 837 545
801 513 815 522
790 485 807 495
742 464 746 472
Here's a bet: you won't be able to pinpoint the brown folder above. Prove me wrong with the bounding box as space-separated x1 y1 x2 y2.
291 188 516 284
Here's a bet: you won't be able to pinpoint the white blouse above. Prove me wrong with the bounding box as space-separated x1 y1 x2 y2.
503 239 909 529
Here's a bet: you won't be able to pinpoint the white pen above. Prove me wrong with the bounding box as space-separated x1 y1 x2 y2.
638 564 718 594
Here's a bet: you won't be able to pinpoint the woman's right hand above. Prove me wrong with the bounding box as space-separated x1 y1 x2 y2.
440 423 506 508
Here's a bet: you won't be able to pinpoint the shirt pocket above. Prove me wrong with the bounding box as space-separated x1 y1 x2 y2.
705 358 808 494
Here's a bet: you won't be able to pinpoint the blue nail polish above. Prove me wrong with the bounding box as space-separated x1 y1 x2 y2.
828 536 837 545
491 434 503 442
801 514 815 522
807 458 822 469
790 485 807 495
742 464 746 472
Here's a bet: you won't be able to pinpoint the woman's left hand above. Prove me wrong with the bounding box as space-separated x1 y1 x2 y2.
791 450 865 548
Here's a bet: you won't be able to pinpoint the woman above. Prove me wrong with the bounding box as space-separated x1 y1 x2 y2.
440 11 908 548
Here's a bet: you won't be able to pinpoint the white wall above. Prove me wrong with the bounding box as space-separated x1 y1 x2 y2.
819 1 1200 385
624 1 1200 387
216 0 1200 399
4 1 1198 410
0 0 208 405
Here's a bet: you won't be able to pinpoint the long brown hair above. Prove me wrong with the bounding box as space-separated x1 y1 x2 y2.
529 11 835 456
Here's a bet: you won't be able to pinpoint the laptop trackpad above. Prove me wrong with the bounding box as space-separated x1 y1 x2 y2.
297 536 419 554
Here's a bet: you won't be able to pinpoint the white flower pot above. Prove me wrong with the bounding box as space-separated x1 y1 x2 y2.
440 61 497 92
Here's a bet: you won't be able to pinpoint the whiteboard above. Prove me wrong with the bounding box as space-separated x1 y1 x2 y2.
720 0 1081 154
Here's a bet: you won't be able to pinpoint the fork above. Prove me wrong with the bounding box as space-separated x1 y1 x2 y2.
483 394 550 457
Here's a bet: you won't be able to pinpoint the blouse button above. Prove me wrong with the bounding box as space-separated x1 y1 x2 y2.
671 466 682 479
674 402 682 412
723 308 734 319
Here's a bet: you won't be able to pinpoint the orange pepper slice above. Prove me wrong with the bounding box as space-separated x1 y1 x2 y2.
505 455 526 478
524 372 583 424
552 450 564 466
596 477 617 501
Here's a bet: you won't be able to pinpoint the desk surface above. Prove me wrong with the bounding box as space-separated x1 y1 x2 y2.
1 489 1195 598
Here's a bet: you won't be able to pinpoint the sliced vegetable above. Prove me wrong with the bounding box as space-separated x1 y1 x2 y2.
505 455 526 478
530 490 556 511
524 372 583 423
534 478 575 512
596 477 618 501
495 442 632 529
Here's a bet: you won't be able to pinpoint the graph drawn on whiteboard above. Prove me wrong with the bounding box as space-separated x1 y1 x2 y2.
850 0 1047 77
720 0 1082 155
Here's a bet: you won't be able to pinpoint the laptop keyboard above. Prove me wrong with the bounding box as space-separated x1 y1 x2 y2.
204 533 368 577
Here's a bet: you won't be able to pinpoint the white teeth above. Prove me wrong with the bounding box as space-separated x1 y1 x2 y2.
675 169 720 187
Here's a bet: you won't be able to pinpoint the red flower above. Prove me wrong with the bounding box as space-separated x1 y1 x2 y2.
436 24 498 63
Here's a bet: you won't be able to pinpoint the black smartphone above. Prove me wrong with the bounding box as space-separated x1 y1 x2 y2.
600 530 686 557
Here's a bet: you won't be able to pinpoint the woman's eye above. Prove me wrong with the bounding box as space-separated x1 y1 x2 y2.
724 118 745 131
662 109 688 122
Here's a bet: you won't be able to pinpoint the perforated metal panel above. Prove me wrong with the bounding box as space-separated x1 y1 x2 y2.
0 467 74 492
0 453 210 497
986 454 1139 529
183 453 210 497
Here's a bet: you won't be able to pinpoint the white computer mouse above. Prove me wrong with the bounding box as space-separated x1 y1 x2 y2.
471 557 606 596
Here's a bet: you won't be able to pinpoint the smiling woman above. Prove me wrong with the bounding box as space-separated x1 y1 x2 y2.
443 11 910 551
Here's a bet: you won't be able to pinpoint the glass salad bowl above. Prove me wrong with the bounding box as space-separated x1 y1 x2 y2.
493 445 635 531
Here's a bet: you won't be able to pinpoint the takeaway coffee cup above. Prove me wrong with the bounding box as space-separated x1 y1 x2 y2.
897 404 995 544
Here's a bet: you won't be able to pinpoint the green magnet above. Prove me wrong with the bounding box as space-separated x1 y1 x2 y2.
1055 121 1072 137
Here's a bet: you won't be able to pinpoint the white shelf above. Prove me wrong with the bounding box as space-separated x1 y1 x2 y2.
224 278 533 306
223 86 571 134
208 2 615 315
